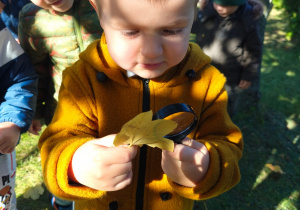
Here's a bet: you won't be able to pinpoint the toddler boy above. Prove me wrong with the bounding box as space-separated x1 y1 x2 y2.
39 0 243 209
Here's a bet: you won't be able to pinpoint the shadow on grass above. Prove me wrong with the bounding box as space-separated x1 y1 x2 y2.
16 145 40 164
17 183 52 210
194 104 299 209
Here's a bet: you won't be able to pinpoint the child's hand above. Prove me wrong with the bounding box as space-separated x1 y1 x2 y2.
0 1 6 13
28 119 42 135
161 138 210 187
199 0 208 10
69 134 138 191
239 80 251 89
0 122 21 154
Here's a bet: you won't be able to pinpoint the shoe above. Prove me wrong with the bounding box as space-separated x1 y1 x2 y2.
51 196 73 210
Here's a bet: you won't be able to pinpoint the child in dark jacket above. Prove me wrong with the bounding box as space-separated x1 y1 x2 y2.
0 18 37 210
192 0 264 117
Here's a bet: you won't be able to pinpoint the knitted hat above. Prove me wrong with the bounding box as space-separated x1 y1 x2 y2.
213 0 246 6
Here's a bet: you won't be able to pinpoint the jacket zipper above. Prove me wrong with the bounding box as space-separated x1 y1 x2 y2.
135 79 150 210
73 1 84 52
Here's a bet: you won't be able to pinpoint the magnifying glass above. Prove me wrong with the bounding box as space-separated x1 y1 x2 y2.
152 103 198 143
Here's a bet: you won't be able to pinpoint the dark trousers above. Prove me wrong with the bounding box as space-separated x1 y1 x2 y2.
225 84 243 118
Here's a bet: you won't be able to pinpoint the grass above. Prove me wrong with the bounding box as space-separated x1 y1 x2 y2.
15 8 299 210
15 130 51 210
194 8 300 210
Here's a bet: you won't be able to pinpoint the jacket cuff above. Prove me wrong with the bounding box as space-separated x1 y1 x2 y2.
168 142 221 200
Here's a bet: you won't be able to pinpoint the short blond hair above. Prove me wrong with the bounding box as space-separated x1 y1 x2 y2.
97 0 199 19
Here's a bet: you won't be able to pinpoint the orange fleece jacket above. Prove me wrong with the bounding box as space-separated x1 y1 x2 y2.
38 35 243 210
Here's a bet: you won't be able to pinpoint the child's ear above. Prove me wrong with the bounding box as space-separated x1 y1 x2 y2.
89 0 97 10
89 0 102 27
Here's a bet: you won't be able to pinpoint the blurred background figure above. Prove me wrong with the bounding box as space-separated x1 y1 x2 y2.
18 0 103 209
192 0 264 117
0 0 30 39
0 17 38 210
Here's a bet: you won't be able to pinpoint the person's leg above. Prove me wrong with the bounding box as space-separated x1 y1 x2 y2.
225 84 243 118
0 150 17 210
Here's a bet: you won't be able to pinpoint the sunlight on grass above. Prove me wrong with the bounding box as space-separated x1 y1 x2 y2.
276 191 299 210
278 95 297 104
293 135 299 144
252 166 271 190
286 114 298 130
15 132 44 198
286 71 295 77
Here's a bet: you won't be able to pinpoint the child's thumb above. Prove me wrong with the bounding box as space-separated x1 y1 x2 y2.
94 134 116 147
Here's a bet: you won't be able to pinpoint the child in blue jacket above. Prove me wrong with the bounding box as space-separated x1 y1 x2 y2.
0 0 30 38
0 18 37 209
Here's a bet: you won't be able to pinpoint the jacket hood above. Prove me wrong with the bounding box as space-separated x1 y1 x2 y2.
248 0 264 20
79 34 212 87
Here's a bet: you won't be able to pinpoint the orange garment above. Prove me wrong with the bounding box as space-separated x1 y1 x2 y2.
39 35 243 210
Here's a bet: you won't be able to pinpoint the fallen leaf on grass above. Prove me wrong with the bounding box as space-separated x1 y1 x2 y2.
113 111 177 152
23 184 44 200
265 163 285 174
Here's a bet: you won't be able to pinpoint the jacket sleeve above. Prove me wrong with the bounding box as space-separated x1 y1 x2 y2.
18 5 52 120
38 66 104 201
0 25 38 133
168 67 243 200
240 19 263 82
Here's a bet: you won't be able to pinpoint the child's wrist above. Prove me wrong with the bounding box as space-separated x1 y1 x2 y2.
68 158 79 184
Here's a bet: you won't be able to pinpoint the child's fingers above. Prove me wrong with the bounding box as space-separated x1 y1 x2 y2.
163 146 204 165
93 164 133 191
106 161 133 177
94 139 137 165
114 171 133 188
181 138 208 155
95 144 138 165
0 146 10 154
108 171 133 191
163 142 207 165
94 134 116 147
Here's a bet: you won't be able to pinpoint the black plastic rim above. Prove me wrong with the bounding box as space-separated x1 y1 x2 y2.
153 103 198 143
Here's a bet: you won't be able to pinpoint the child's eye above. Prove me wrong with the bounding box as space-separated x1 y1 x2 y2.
163 29 183 36
121 30 139 37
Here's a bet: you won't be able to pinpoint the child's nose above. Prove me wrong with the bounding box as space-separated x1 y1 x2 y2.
140 35 163 58
215 4 225 11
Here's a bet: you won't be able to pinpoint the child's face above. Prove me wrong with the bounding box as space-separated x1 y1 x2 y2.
213 3 239 17
90 0 195 79
30 0 74 12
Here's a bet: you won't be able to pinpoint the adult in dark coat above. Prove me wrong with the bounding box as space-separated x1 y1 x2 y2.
192 0 264 117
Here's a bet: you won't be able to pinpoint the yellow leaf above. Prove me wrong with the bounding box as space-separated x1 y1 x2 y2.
34 184 45 195
114 111 177 151
265 163 285 174
23 187 33 199
23 184 44 200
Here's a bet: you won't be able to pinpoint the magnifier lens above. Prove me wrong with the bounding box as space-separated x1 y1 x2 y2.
164 112 196 135
153 103 198 143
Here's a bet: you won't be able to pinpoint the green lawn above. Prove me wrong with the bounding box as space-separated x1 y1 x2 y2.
194 8 300 210
15 8 299 210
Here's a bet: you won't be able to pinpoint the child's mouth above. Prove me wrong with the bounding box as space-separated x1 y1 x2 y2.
141 62 164 69
51 0 63 6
